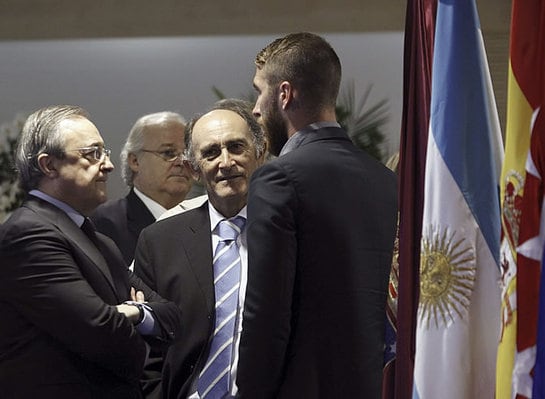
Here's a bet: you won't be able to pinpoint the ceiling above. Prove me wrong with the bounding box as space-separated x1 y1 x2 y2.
0 0 510 40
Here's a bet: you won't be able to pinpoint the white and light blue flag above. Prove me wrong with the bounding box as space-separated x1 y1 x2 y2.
412 0 503 398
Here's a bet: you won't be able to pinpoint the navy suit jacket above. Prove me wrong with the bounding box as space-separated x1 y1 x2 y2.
0 196 181 399
92 188 155 265
135 202 216 399
237 127 398 399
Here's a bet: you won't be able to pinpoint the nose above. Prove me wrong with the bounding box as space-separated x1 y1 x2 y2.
252 102 261 118
172 154 184 166
218 148 234 169
101 157 114 172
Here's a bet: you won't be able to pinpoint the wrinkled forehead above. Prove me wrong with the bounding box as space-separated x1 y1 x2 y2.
142 122 186 148
192 110 252 146
59 117 103 148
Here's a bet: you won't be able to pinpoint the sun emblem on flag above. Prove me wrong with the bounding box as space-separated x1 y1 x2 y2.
418 226 476 329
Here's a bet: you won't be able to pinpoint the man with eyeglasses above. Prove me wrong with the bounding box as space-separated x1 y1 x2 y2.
92 111 202 266
0 105 182 398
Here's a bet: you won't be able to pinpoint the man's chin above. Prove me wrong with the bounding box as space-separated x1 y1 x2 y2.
169 174 190 183
97 193 108 204
215 185 247 199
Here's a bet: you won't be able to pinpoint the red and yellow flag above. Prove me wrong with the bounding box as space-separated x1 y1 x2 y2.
496 1 545 398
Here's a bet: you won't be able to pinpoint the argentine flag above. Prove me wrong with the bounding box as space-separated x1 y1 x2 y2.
412 1 503 398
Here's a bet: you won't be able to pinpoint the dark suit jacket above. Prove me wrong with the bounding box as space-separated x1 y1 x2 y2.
0 196 182 399
237 127 398 399
92 188 155 265
134 203 215 399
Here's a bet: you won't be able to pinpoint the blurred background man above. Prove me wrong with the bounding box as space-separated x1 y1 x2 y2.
92 111 192 265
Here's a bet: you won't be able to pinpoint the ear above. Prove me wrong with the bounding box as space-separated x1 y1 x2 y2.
184 159 201 181
128 153 139 172
279 81 293 110
37 153 59 179
257 139 269 165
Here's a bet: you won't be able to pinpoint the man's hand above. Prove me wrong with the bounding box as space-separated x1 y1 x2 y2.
116 288 146 324
130 287 145 303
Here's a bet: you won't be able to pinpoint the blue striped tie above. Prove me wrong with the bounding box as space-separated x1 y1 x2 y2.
198 216 245 398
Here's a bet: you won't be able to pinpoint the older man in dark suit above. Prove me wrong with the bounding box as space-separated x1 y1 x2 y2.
0 105 181 399
134 99 266 399
92 111 193 265
236 32 398 399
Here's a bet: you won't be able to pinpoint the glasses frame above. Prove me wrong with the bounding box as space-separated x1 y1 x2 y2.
66 145 112 162
140 149 186 163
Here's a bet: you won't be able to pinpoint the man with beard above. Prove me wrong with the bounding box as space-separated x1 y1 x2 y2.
237 32 398 399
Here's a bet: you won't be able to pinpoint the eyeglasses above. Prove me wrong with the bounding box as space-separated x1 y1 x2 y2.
140 149 186 163
66 146 112 162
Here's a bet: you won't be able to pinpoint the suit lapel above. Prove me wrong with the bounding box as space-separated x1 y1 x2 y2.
180 203 215 314
25 198 119 298
126 189 155 239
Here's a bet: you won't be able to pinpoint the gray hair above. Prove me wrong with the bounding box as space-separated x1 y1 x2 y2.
185 98 265 170
16 105 89 192
120 111 186 186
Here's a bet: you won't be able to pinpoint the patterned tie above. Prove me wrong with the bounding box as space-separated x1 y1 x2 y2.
198 216 246 399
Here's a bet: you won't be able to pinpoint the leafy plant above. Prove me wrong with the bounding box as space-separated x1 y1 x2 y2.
336 81 389 162
0 114 25 221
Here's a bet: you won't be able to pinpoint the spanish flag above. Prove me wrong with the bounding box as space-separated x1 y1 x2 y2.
496 1 545 398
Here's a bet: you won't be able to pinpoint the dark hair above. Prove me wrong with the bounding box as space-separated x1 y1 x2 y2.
255 32 342 112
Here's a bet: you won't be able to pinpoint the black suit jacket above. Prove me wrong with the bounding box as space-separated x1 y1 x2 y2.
0 196 182 399
92 188 155 265
134 202 215 399
237 127 398 399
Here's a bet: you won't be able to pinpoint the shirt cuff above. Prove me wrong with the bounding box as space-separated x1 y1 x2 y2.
124 301 158 335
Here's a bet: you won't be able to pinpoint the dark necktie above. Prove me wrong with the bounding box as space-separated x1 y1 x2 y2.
81 217 100 246
81 217 125 296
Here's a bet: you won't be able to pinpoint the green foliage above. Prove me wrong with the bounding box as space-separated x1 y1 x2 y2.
212 85 256 104
0 115 25 221
336 81 389 162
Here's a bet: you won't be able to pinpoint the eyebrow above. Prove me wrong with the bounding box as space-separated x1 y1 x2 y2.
155 143 181 150
83 142 104 148
200 138 248 152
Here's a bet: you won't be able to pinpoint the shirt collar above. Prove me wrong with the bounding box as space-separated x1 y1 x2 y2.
29 189 85 227
279 121 341 156
208 202 248 234
133 187 168 220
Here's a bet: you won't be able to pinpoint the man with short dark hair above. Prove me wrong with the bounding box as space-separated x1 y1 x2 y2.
237 32 398 399
0 105 181 399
